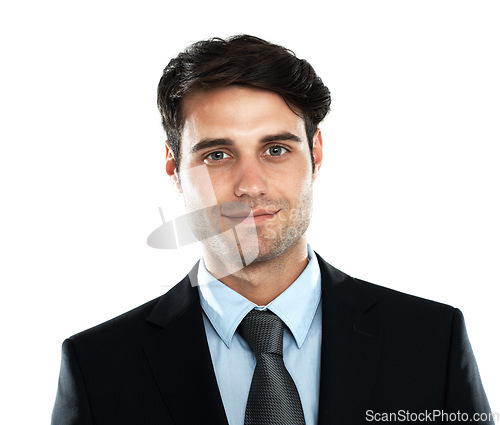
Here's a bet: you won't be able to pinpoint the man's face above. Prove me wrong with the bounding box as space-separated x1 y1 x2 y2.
166 85 323 268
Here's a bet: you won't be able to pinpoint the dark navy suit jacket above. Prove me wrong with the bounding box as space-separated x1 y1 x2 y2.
52 253 493 424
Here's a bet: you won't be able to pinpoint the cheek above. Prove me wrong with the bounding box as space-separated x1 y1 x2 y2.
211 175 233 201
274 163 312 195
180 165 219 211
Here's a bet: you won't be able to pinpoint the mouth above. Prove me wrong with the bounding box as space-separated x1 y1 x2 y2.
222 209 281 225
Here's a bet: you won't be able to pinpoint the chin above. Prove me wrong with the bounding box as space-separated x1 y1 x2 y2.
247 236 302 264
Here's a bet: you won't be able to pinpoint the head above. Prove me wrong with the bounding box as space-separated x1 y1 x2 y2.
157 35 331 173
157 35 331 268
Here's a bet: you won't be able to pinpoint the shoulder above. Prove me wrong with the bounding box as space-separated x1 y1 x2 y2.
68 265 199 348
67 296 162 355
316 252 459 333
357 277 456 315
354 277 459 333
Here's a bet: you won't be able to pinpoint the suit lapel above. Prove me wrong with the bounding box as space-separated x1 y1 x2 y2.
316 254 382 424
143 263 229 425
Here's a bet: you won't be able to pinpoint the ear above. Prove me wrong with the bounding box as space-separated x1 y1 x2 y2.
311 129 324 182
165 140 182 193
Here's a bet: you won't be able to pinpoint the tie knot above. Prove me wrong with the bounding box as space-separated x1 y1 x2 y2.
238 309 284 356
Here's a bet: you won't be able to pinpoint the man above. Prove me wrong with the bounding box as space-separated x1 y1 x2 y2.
52 35 493 424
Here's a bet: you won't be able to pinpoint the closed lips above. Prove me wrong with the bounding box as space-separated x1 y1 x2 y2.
224 209 280 218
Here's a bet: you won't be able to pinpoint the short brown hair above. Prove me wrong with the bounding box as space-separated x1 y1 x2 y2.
157 34 331 171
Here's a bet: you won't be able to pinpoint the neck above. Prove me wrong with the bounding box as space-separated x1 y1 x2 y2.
203 238 309 305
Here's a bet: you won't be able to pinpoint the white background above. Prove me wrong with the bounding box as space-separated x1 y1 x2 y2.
1 0 498 422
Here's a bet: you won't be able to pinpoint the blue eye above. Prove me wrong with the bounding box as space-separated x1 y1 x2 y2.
205 151 229 162
266 146 287 156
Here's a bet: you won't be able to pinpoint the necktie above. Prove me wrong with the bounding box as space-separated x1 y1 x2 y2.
238 309 306 425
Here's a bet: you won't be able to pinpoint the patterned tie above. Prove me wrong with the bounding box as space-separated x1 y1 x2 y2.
238 309 306 425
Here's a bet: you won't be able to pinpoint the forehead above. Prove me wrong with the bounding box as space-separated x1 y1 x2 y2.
180 86 306 147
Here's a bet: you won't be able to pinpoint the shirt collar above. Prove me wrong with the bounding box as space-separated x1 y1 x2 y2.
197 244 321 349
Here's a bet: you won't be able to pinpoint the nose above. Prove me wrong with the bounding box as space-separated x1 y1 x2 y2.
233 158 268 198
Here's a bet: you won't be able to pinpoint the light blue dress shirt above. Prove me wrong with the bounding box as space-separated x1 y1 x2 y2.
197 244 322 425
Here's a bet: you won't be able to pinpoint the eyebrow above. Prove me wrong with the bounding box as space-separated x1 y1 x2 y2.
190 132 302 154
